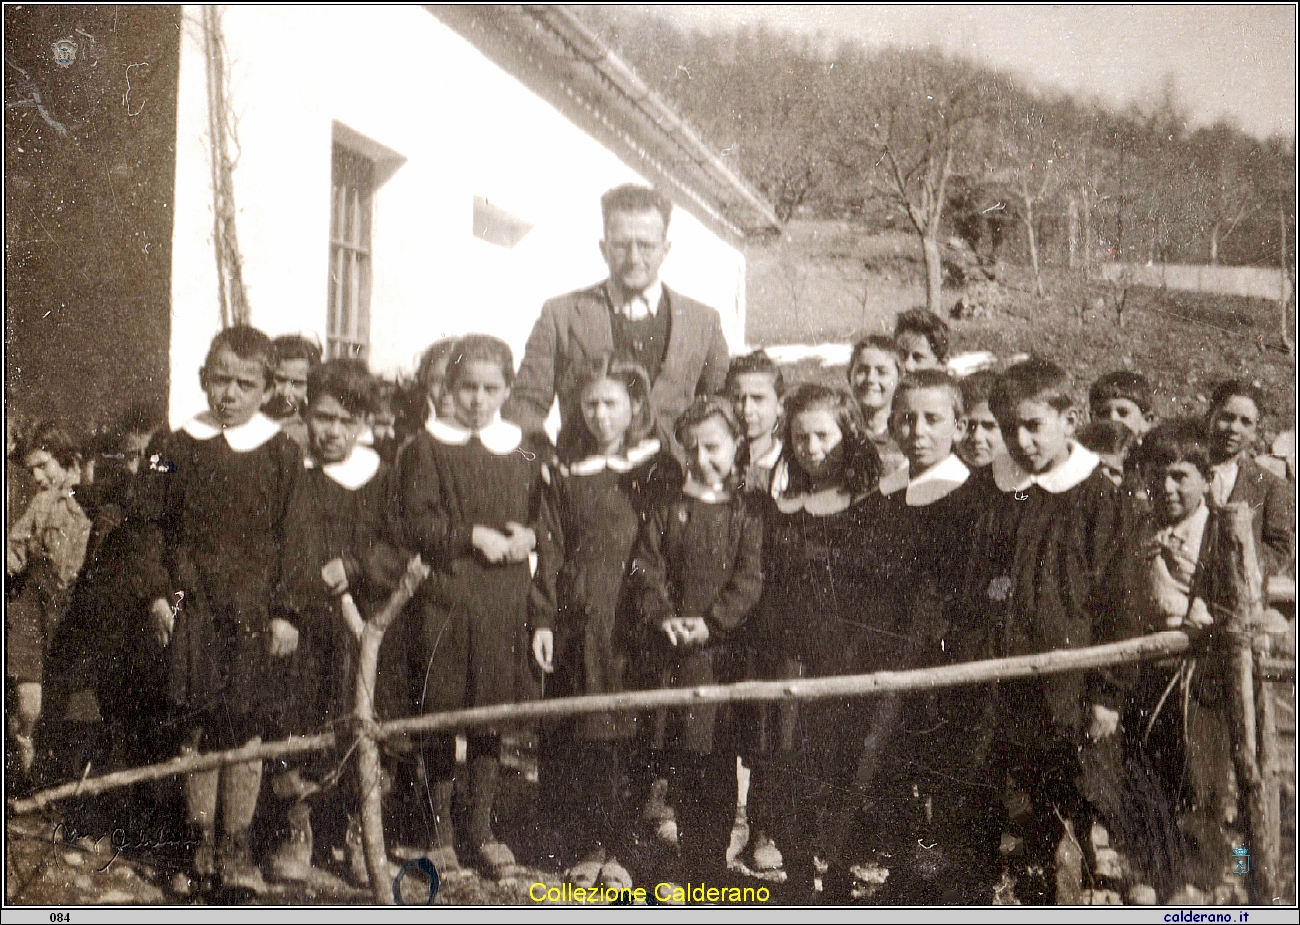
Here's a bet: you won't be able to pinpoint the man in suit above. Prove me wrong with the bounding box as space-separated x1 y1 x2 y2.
504 185 731 457
1205 379 1294 577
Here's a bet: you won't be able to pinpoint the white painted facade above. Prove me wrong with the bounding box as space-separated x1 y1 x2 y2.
168 5 747 424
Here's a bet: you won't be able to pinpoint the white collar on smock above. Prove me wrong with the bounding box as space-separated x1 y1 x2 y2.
878 453 971 507
181 411 281 452
425 413 522 455
561 438 661 476
991 441 1100 494
304 444 381 490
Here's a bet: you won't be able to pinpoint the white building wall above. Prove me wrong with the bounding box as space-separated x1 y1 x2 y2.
169 5 746 424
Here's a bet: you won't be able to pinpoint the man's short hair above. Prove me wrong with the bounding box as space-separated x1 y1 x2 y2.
725 350 786 399
991 358 1074 420
273 334 323 368
894 309 951 363
600 184 673 231
893 369 963 418
1134 418 1214 479
1089 371 1153 415
308 359 374 417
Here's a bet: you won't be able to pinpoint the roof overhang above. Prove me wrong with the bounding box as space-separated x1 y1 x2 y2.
427 5 782 245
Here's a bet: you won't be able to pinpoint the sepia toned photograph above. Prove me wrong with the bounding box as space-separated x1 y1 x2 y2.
4 4 1297 915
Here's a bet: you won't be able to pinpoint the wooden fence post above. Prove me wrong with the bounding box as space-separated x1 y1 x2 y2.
326 555 429 906
1214 502 1278 904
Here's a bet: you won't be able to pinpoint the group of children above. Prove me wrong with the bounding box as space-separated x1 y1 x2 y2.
5 307 1293 906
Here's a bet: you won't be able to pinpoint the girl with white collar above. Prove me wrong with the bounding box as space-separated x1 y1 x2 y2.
530 354 674 891
741 384 888 901
630 396 764 892
390 334 547 880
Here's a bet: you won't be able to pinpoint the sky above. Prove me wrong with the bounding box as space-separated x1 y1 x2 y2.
662 5 1297 140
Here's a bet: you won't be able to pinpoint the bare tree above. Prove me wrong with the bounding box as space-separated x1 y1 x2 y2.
842 50 990 314
991 97 1067 298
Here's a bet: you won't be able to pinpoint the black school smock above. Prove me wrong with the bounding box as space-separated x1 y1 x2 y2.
956 443 1125 743
872 455 1002 901
631 477 764 756
750 463 911 784
390 415 545 723
134 412 300 734
530 438 675 742
268 445 409 739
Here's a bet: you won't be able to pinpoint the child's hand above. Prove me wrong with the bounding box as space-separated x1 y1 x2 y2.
321 558 350 596
1087 704 1120 741
532 629 554 673
503 523 537 563
471 525 512 563
660 618 684 647
679 617 710 646
267 617 300 657
149 597 175 647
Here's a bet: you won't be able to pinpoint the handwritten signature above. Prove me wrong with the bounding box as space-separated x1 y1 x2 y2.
52 822 200 872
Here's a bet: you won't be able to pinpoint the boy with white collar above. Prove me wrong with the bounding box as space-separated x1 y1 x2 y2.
872 369 1000 904
958 358 1126 904
137 325 301 892
266 358 402 884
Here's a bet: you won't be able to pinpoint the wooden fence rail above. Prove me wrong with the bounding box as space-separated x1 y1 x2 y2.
9 629 1196 819
8 500 1294 903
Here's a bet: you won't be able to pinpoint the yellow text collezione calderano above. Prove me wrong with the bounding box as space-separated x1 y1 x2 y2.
529 882 772 905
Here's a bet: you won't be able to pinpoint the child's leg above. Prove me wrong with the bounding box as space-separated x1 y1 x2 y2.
9 681 41 772
669 748 737 883
180 727 220 880
420 733 458 859
467 733 517 874
217 735 265 889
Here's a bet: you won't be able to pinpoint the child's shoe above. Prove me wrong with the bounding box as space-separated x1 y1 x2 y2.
475 840 517 879
217 830 267 894
599 857 634 891
266 801 314 883
747 832 784 873
565 848 606 889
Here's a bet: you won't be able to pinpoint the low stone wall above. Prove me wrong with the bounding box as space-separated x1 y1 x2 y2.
1098 263 1292 302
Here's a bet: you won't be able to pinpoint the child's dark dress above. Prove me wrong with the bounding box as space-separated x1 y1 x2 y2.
748 473 910 896
530 438 673 860
955 444 1125 901
136 412 300 749
390 417 544 728
631 478 764 873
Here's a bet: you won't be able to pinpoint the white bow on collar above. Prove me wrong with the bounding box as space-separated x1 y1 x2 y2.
304 445 380 490
878 453 970 507
181 411 281 453
425 414 522 455
991 442 1100 494
561 439 661 477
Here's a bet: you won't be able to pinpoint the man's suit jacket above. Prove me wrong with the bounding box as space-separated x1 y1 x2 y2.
504 282 731 454
1226 454 1294 577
